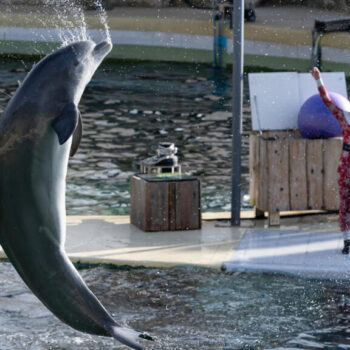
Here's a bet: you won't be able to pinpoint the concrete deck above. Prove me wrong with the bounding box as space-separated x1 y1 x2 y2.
0 215 246 269
1 212 347 281
63 215 246 268
223 229 350 280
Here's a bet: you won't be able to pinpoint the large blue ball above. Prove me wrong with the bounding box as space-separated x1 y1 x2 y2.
298 93 342 139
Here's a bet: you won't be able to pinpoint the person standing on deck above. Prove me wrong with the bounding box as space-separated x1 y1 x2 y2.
311 67 350 254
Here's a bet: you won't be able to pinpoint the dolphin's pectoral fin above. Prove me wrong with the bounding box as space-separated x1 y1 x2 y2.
70 112 82 157
111 325 154 350
52 102 79 145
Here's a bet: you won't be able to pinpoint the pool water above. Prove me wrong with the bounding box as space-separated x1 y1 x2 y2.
5 58 347 349
0 58 251 215
1 262 350 350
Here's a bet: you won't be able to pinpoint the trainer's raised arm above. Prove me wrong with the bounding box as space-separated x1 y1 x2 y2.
310 67 321 81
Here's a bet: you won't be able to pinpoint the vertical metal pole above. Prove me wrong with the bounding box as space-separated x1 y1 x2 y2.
231 0 244 226
213 0 217 68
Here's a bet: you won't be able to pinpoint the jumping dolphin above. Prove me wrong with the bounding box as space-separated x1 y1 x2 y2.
0 40 152 350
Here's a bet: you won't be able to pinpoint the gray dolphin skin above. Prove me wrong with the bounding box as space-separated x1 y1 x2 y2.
0 40 152 350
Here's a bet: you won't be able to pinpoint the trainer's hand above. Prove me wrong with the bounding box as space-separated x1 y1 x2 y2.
310 67 321 80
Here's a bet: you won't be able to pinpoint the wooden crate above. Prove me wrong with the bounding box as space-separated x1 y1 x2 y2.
250 130 342 225
130 175 201 232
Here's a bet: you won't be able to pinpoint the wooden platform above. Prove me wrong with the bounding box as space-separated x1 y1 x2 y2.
250 131 342 225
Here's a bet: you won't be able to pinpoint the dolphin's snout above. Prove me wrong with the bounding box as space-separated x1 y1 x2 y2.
93 40 112 58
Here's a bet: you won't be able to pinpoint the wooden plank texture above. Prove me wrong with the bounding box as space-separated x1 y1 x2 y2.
249 131 342 216
249 133 258 206
262 129 301 140
323 137 341 210
289 139 308 211
268 212 280 226
306 139 324 210
130 176 147 230
148 181 169 231
257 136 268 211
174 180 201 230
130 176 201 232
267 139 290 212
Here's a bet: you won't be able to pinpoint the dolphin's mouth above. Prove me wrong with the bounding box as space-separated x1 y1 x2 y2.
93 40 112 59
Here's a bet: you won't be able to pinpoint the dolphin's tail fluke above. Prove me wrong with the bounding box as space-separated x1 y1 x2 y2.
110 325 153 350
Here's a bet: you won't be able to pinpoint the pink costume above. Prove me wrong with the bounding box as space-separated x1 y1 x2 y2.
317 80 350 238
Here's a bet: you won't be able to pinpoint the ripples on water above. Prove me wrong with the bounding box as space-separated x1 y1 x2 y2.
2 4 349 350
0 58 251 215
1 262 350 349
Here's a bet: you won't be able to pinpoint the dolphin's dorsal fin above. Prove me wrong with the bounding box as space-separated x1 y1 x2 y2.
52 102 79 145
70 112 82 157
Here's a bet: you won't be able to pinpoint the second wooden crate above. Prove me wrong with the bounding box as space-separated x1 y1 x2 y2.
250 130 342 223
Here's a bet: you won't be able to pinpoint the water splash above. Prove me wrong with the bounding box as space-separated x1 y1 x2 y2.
91 0 112 43
1 0 111 53
41 0 92 45
44 0 111 46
